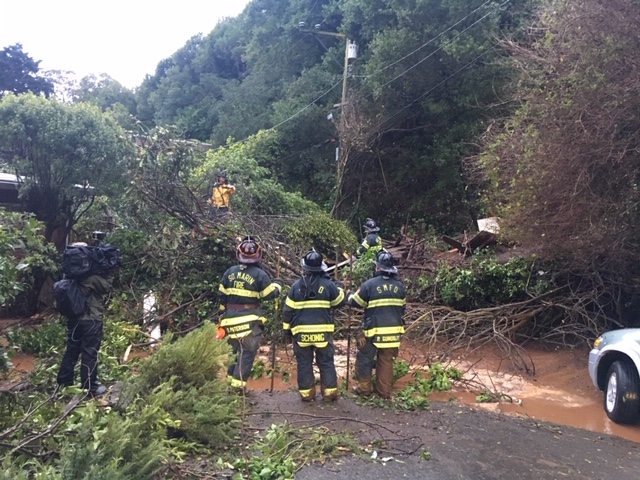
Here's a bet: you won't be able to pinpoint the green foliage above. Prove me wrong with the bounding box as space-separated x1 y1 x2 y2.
349 248 378 288
393 358 409 381
420 450 432 461
1 325 240 478
133 0 533 227
282 211 357 258
57 402 171 480
0 43 54 97
7 318 66 355
128 324 241 447
230 423 358 479
195 130 320 216
0 209 58 310
357 362 463 411
0 93 132 247
429 253 550 310
251 359 267 379
476 0 640 317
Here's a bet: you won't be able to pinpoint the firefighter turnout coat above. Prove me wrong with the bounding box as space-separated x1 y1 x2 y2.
210 183 236 209
348 271 407 348
218 264 281 339
358 232 383 257
283 274 346 347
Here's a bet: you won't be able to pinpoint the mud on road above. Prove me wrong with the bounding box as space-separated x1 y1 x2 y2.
249 390 640 480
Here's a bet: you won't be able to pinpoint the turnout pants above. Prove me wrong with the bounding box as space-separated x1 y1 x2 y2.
293 340 338 401
57 319 104 392
227 324 263 389
355 340 398 399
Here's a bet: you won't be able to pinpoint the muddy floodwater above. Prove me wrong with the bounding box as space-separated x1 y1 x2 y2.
250 339 640 444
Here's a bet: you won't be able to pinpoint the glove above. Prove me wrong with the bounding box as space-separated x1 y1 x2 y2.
216 325 227 340
355 329 367 350
333 280 346 290
284 330 293 344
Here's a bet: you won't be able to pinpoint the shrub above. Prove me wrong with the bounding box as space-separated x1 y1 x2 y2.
126 323 240 447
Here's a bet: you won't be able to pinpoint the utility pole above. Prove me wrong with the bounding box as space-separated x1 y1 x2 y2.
298 23 357 216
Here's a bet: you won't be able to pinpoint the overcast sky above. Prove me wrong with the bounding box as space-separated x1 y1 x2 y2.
0 0 252 89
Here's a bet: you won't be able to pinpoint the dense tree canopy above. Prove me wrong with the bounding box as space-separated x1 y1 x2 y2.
0 94 132 249
0 43 54 98
133 0 533 232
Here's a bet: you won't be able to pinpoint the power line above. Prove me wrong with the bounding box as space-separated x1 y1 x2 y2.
377 47 495 128
371 1 508 94
207 79 342 154
366 0 496 78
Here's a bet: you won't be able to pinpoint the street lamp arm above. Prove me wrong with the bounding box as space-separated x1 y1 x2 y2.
300 28 349 39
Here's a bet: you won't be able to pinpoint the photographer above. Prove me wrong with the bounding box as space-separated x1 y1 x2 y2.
56 232 118 398
208 170 236 222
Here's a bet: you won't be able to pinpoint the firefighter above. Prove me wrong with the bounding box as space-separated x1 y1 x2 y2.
209 170 236 221
356 218 383 257
218 236 282 393
283 250 347 402
348 250 407 399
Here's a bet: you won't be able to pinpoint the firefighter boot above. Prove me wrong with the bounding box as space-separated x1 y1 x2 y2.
353 376 373 396
321 385 339 402
299 386 317 402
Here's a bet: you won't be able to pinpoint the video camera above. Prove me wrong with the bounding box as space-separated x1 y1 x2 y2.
92 231 106 242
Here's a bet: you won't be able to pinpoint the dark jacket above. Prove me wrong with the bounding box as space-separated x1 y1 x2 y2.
80 274 113 322
357 232 383 257
348 271 407 348
283 273 346 347
218 263 281 339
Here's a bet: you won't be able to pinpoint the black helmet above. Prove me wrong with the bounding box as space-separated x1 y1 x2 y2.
364 218 380 232
237 236 262 263
375 250 397 274
217 170 228 180
300 250 327 272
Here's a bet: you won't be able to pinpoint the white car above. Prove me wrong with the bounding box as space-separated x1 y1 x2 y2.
589 329 640 424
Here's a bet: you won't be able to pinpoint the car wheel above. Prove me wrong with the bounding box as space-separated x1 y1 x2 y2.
604 360 640 424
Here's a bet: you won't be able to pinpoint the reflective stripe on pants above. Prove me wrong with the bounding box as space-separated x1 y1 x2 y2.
227 324 263 386
293 340 337 400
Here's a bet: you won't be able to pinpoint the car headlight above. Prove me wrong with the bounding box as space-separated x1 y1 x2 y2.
593 336 603 348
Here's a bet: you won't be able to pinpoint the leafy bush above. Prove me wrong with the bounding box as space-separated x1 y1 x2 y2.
429 253 550 310
7 318 66 355
57 402 171 480
126 323 240 447
282 212 357 262
0 209 58 310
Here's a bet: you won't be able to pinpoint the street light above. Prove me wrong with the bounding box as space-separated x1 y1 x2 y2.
298 22 357 110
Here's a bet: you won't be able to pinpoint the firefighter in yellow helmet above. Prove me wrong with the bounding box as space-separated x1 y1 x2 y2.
348 250 407 399
218 237 282 393
209 171 236 221
283 250 347 402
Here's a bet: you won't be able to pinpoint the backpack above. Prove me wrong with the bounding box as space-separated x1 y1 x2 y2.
61 244 121 279
53 279 87 319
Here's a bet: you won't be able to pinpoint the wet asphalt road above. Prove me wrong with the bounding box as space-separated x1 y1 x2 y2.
251 390 640 479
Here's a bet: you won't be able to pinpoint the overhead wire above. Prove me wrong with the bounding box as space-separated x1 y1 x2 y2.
364 0 496 78
377 47 495 128
370 0 508 94
206 1 507 155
